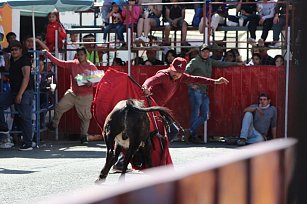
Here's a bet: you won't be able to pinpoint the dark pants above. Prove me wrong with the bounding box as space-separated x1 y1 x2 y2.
247 15 273 40
118 24 137 44
103 23 125 42
272 15 286 41
0 90 34 146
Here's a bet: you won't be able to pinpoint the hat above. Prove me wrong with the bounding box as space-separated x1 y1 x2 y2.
9 40 22 50
199 43 210 51
170 57 187 73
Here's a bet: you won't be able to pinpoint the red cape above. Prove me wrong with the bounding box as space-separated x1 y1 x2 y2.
92 68 173 168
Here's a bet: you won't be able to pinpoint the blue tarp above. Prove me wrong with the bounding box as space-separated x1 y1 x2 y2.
0 0 94 12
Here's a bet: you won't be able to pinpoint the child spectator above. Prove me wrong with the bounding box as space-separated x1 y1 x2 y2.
251 53 262 65
224 50 236 62
112 57 125 66
274 54 284 67
230 48 243 62
102 2 124 47
165 49 177 65
119 0 141 48
185 47 199 62
163 0 189 46
66 33 78 60
45 9 66 52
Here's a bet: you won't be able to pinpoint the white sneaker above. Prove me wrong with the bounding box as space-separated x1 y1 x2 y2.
268 41 281 48
248 38 257 46
115 43 122 48
0 142 14 148
239 18 244 26
143 37 149 44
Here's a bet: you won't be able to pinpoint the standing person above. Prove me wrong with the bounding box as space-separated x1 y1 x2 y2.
66 33 78 60
45 9 67 52
82 34 104 65
0 40 34 150
3 32 17 53
247 53 262 66
142 49 164 65
45 46 98 144
119 0 141 48
142 57 229 137
185 44 243 143
237 92 277 145
274 54 284 67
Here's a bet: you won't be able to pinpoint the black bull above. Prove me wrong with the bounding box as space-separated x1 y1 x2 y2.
97 99 179 181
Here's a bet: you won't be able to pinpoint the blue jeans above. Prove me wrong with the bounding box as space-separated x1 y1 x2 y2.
118 24 137 44
103 23 124 42
0 90 34 146
188 87 209 137
240 112 264 144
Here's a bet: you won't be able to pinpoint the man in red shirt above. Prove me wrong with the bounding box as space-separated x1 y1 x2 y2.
45 46 98 144
141 57 229 140
142 57 229 106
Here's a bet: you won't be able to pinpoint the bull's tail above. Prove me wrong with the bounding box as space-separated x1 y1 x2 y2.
125 99 183 132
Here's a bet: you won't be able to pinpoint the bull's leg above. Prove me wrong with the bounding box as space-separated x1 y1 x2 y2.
118 147 137 181
96 147 114 182
144 138 152 168
96 136 118 182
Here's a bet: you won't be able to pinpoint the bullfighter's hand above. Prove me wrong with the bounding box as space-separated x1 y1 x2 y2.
214 77 229 85
85 81 92 87
142 86 152 96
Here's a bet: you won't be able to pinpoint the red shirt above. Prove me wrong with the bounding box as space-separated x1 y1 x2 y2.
47 52 98 96
142 69 215 106
46 22 66 51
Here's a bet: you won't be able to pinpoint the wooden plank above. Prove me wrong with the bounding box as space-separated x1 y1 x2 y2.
38 139 297 204
250 151 280 204
219 161 248 204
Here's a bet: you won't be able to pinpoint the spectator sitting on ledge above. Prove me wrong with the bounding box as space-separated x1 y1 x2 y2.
237 92 277 146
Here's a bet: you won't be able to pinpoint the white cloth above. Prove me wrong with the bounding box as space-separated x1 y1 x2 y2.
66 43 78 61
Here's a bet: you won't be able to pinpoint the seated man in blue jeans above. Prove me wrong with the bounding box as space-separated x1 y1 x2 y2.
237 92 277 146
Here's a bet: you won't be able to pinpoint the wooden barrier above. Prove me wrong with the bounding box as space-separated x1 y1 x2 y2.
57 65 286 139
38 138 297 204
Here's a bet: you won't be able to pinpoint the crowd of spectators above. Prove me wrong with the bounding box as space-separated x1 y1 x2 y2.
0 0 290 149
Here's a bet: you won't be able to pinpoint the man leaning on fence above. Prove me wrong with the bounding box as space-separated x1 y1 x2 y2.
185 43 243 144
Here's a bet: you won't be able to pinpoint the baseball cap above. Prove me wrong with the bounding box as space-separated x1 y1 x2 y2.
199 43 210 51
9 40 23 50
170 57 187 73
